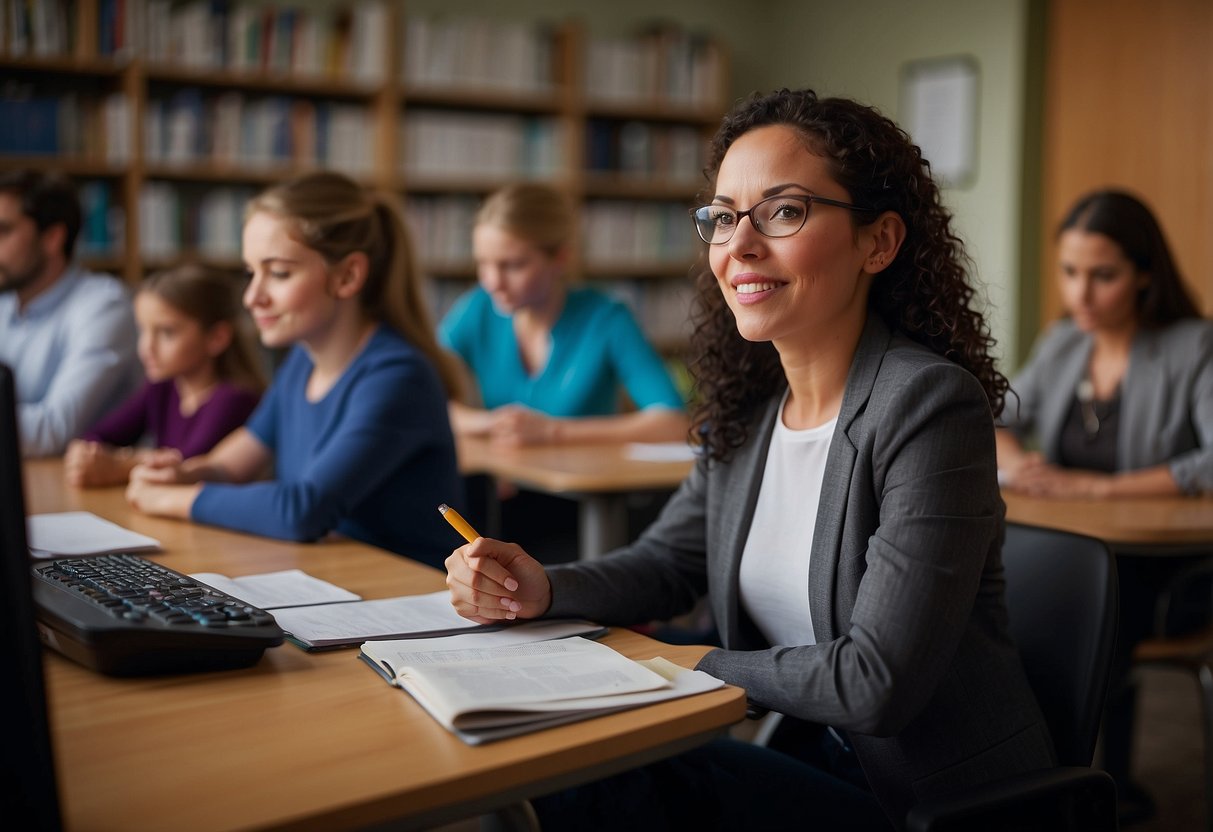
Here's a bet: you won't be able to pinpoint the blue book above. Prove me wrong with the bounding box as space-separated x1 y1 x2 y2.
0 97 58 154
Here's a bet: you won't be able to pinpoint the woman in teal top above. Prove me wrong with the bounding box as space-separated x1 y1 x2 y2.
439 183 688 446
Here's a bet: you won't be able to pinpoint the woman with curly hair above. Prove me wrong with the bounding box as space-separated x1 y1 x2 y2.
443 88 1054 830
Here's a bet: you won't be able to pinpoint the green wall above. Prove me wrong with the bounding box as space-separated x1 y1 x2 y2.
764 0 1035 370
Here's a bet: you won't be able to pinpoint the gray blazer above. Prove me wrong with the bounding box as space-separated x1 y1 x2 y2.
998 317 1213 494
546 314 1055 827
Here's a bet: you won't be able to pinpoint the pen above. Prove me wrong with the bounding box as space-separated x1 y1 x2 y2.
438 503 481 543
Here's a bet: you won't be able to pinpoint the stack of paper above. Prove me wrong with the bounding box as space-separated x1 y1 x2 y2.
28 511 161 558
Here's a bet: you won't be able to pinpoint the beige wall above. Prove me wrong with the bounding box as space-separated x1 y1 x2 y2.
405 0 1036 370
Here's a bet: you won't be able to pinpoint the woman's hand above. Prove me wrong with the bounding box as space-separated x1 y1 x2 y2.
1005 460 1113 498
64 440 126 487
487 405 559 446
124 474 202 518
127 449 189 485
445 537 552 624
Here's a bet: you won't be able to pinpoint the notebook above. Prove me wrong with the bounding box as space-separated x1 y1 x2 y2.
0 363 64 829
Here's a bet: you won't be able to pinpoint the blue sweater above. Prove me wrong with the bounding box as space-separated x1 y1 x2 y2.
439 286 684 416
191 326 463 567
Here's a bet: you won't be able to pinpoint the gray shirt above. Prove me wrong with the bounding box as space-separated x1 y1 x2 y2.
999 317 1213 494
0 265 143 456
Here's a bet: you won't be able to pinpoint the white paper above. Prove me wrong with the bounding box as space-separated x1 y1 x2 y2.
189 569 361 610
362 619 609 680
271 591 479 647
624 442 698 462
28 511 161 558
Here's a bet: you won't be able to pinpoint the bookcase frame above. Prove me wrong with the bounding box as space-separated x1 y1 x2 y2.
0 1 729 353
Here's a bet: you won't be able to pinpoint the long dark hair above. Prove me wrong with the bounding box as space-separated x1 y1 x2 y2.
1057 189 1200 327
689 88 1007 461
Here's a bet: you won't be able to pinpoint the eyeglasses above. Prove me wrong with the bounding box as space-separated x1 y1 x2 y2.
691 193 872 245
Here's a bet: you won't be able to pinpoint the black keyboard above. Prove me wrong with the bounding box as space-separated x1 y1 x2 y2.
32 553 285 676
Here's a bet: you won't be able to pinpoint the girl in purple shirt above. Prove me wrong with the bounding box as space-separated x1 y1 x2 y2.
65 263 265 487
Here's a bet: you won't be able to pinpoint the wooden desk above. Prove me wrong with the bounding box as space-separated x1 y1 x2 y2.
457 436 694 559
24 459 745 832
1003 491 1213 555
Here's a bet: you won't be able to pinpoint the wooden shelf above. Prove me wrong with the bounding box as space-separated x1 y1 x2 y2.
144 65 382 98
1 2 727 343
0 155 127 177
582 174 703 200
402 85 565 113
0 55 125 75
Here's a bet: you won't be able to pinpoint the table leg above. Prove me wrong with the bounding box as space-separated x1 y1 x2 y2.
578 495 629 560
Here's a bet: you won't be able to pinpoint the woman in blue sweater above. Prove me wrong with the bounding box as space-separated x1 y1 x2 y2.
125 172 464 567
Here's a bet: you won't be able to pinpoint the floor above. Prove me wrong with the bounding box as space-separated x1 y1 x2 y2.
1132 664 1206 831
424 663 1207 831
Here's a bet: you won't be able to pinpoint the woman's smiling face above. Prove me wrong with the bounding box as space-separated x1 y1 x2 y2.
707 125 873 351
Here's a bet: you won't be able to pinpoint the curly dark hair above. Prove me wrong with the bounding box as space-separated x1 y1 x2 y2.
687 88 1008 461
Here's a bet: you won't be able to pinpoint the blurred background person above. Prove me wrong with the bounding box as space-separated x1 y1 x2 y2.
439 182 690 560
65 262 266 487
440 181 688 447
0 168 142 457
997 188 1213 823
124 172 463 568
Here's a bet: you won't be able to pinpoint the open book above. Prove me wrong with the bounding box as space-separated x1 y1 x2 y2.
361 634 724 745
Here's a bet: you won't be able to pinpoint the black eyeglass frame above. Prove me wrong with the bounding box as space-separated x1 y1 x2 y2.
690 193 874 245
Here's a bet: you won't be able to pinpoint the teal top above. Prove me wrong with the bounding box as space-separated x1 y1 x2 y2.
439 286 684 416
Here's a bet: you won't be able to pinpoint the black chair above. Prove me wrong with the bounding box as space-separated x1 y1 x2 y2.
905 522 1121 831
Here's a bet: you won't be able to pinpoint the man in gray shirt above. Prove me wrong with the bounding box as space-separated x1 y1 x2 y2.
0 169 142 457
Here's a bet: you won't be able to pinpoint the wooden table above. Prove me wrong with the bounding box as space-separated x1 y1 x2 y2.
23 459 745 832
457 436 695 559
1003 491 1213 555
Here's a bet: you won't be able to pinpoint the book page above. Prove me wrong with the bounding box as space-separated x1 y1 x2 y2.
361 618 608 679
28 511 161 557
189 569 361 609
624 442 698 462
449 665 727 743
270 591 480 648
398 637 670 725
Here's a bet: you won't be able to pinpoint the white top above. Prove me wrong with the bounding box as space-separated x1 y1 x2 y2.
0 265 142 456
738 391 836 648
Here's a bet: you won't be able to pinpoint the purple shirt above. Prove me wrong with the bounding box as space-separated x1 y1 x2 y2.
82 379 260 459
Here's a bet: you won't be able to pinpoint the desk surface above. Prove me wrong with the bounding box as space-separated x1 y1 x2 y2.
457 435 694 495
1003 491 1213 552
23 459 745 832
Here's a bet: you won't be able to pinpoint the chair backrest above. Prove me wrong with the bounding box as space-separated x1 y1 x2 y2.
1001 522 1118 767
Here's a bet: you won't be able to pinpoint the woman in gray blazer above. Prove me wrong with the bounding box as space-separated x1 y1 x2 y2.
445 88 1055 831
997 189 1212 822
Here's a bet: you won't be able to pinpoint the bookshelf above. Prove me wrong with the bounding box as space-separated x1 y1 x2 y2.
0 0 728 354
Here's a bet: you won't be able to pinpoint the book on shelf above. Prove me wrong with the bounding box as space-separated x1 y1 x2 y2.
361 634 724 745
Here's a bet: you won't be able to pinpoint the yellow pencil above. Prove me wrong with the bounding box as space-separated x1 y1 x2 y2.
438 503 481 543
